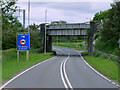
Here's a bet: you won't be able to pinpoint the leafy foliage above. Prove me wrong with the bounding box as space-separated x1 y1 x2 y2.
1 0 23 50
51 20 67 24
30 30 43 53
93 2 120 56
1 1 42 52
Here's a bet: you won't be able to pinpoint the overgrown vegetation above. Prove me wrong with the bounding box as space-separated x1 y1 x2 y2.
93 2 120 56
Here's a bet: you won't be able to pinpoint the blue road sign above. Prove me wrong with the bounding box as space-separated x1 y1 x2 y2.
17 33 29 50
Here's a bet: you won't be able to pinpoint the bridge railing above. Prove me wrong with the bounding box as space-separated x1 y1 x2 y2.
47 23 90 29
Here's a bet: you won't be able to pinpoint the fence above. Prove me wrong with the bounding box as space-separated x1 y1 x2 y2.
95 50 120 64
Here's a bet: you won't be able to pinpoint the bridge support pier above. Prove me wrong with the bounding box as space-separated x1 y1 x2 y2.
88 36 94 55
46 36 52 52
88 21 97 55
40 24 52 52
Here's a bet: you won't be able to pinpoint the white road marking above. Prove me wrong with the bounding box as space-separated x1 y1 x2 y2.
63 56 74 90
79 53 120 87
0 56 56 89
55 47 73 90
60 58 69 90
60 56 74 90
54 46 120 88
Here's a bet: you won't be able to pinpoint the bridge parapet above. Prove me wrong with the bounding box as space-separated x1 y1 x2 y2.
47 23 90 36
47 23 90 29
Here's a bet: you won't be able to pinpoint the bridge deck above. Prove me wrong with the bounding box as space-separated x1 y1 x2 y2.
47 23 90 36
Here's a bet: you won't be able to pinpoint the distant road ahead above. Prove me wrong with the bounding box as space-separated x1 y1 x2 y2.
2 46 118 89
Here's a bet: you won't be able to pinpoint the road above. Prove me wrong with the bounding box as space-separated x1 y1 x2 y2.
1 46 118 89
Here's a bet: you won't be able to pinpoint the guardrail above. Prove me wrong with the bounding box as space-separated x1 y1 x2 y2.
95 50 120 64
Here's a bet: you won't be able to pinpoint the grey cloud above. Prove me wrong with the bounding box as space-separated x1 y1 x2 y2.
17 1 111 26
30 2 110 14
30 2 93 14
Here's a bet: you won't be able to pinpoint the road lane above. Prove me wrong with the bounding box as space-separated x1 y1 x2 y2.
66 56 117 88
1 46 118 89
4 56 66 88
53 46 118 88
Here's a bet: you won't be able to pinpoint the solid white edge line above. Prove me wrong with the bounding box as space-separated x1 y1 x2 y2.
63 56 74 90
0 56 56 89
79 53 120 88
60 58 69 90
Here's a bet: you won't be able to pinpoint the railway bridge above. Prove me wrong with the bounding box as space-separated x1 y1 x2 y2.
40 21 97 55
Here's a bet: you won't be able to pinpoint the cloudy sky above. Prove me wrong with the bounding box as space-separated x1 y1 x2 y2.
16 0 114 27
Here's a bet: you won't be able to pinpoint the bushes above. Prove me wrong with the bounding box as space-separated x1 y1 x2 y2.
95 38 120 56
51 50 57 55
81 52 88 56
30 31 43 53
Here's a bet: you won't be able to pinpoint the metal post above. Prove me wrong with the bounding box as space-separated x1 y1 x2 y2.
44 10 47 53
17 51 19 62
57 36 58 45
26 50 29 61
84 36 86 50
28 0 30 33
27 0 30 61
23 10 25 30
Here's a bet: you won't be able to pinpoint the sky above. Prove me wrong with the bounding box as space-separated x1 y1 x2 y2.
16 0 115 27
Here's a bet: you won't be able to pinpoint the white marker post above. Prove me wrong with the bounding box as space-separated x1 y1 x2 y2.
118 39 120 49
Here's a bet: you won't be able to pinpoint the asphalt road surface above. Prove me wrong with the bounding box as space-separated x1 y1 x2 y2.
2 46 118 89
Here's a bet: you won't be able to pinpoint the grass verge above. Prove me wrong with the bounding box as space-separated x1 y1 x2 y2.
2 49 53 82
83 55 119 83
53 43 86 51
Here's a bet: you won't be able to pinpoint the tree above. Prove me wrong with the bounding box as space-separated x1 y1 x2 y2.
93 10 110 24
1 0 23 50
94 1 120 56
51 20 67 24
29 23 40 32
29 23 43 52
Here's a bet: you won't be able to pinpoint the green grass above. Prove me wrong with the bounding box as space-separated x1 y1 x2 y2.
84 55 119 83
53 42 85 46
53 42 87 51
2 49 53 82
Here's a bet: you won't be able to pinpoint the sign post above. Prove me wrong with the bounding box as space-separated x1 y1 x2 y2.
17 33 30 62
118 39 120 49
17 51 19 62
